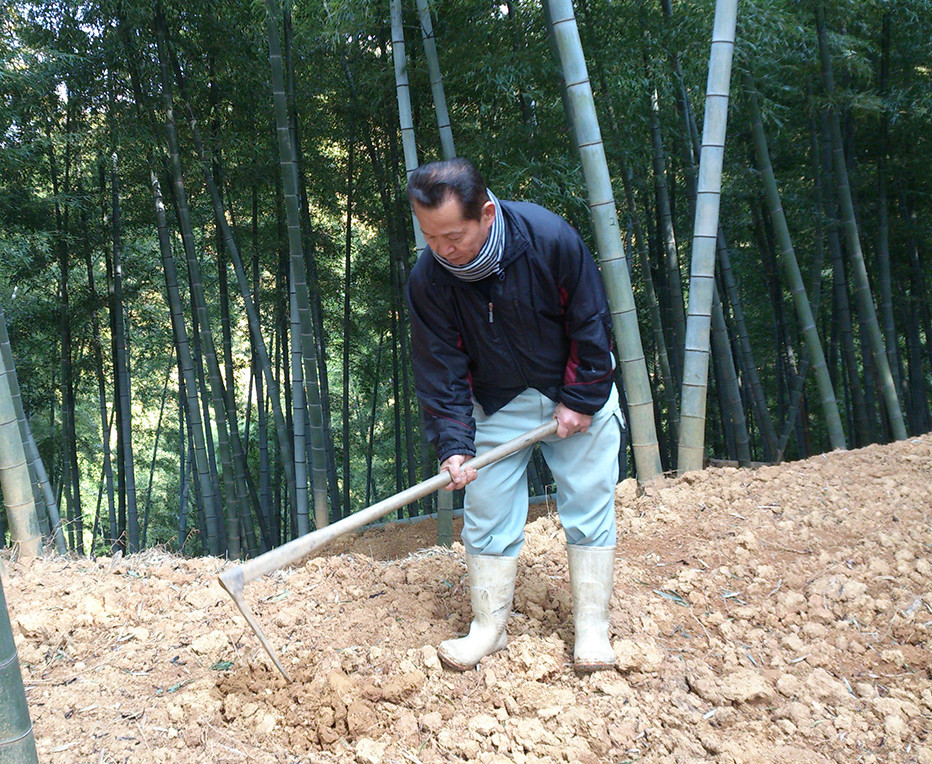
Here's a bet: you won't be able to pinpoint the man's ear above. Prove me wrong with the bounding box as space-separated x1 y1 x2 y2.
481 199 496 225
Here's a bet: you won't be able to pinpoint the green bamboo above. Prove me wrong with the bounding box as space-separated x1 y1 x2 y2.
715 230 778 461
710 282 751 464
53 180 83 552
677 0 738 474
0 348 41 558
342 128 354 520
650 42 753 463
673 31 777 463
874 10 903 402
646 77 686 381
106 149 140 554
814 0 906 442
545 0 662 481
745 73 846 452
44 105 82 554
282 4 341 524
106 21 144 551
390 0 429 516
177 89 296 529
149 167 224 555
815 109 872 446
620 163 678 449
391 0 426 252
83 231 118 557
660 0 699 230
266 0 329 533
415 0 455 160
0 576 38 762
0 303 65 553
773 96 831 460
289 268 310 530
154 15 241 557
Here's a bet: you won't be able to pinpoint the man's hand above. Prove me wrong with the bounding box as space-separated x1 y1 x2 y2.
553 403 592 439
440 454 478 491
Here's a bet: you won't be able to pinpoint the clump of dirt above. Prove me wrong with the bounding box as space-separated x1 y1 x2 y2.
4 434 931 763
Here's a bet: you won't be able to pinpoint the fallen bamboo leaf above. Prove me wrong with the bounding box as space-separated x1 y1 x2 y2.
653 589 690 607
155 679 192 695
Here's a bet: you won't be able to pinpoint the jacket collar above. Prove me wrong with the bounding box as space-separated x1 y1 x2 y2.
421 200 530 287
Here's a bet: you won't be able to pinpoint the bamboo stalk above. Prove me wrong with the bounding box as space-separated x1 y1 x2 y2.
677 0 739 474
0 577 38 762
545 0 663 481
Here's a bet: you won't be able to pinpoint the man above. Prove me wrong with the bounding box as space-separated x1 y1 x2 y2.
405 158 624 674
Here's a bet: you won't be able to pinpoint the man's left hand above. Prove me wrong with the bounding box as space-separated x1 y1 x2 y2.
553 403 592 439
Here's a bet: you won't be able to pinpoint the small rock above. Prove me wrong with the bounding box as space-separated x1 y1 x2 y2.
222 694 243 721
507 634 563 680
805 668 851 704
355 737 387 764
347 700 378 735
419 711 443 733
884 713 908 741
184 584 226 609
719 669 773 703
15 612 53 641
510 717 559 749
880 648 905 666
438 728 480 758
468 713 500 736
328 670 358 704
419 645 442 672
776 673 802 697
190 630 229 657
613 638 664 673
254 710 277 736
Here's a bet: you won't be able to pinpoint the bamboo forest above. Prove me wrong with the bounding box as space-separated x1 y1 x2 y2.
1 0 930 562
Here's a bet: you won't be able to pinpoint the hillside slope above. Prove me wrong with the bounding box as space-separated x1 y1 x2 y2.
5 434 931 763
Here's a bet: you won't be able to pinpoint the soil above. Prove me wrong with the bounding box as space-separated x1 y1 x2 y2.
4 434 931 763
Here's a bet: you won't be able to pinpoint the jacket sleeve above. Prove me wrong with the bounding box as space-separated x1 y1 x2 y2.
552 219 616 416
406 270 477 462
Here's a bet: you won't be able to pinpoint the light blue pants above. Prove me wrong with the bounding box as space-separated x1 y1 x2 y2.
462 386 624 557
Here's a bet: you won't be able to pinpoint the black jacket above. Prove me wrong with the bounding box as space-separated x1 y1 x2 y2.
406 199 615 462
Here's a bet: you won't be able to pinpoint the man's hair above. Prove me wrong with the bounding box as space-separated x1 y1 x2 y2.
406 158 489 221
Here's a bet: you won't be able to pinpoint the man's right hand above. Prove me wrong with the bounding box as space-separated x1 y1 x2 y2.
441 454 478 491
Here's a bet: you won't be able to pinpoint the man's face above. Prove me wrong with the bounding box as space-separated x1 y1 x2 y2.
412 195 495 267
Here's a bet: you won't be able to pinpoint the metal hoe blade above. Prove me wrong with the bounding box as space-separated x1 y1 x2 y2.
218 419 558 682
217 566 291 682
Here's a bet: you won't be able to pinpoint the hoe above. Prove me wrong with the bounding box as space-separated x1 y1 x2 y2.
218 419 558 682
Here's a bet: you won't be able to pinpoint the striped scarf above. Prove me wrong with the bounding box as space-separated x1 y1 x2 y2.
432 190 505 282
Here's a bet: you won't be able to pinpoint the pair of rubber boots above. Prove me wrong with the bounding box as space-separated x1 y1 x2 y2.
437 545 615 673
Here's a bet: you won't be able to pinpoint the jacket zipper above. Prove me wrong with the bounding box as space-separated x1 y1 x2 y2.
487 295 530 387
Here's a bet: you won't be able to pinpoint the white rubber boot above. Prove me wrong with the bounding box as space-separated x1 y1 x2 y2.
567 544 616 673
438 554 518 671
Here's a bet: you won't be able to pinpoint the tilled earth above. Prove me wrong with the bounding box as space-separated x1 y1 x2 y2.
3 433 931 763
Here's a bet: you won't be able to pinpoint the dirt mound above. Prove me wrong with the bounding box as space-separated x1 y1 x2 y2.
4 434 931 763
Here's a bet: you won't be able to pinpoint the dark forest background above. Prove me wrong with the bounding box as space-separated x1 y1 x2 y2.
1 0 929 559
